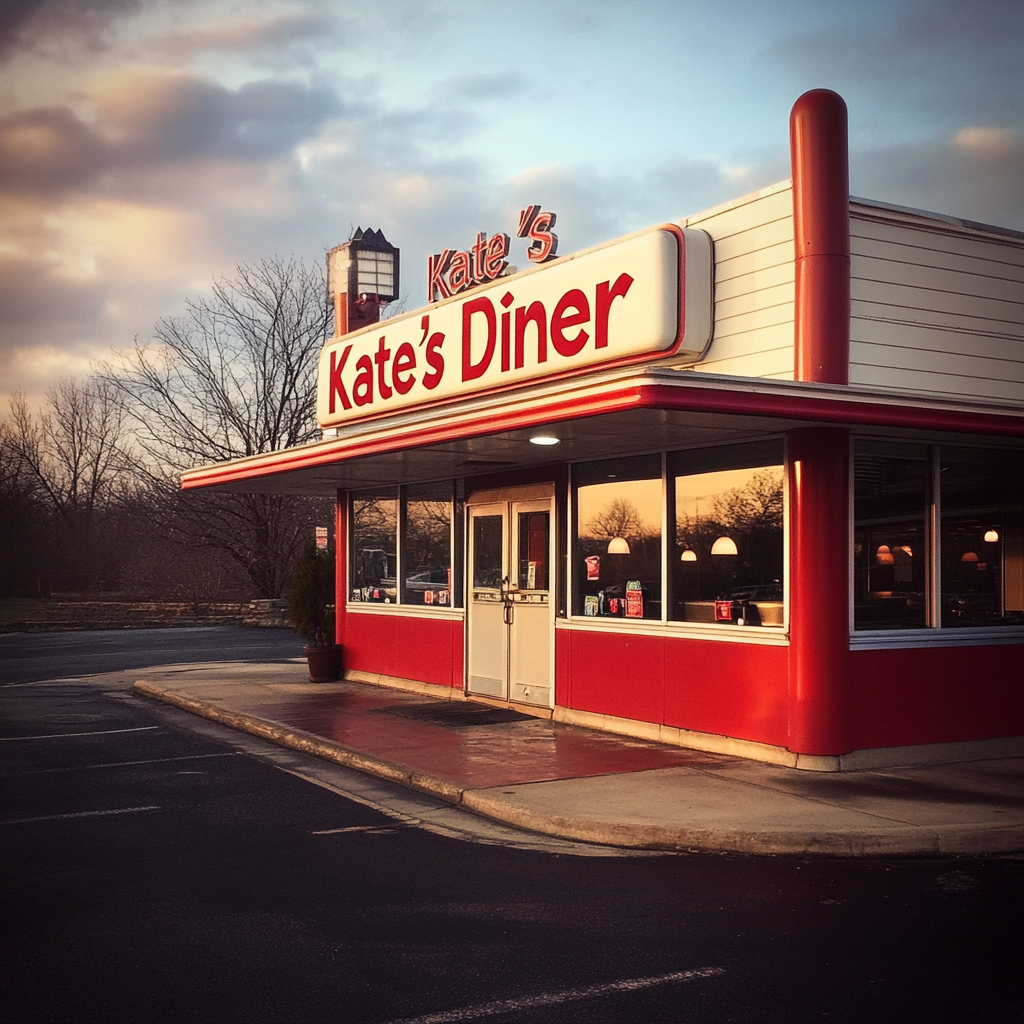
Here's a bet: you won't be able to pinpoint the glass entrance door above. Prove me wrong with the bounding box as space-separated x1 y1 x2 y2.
466 499 553 707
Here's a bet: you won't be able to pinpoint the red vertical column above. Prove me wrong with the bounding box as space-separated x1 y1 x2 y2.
790 88 850 385
335 489 347 647
787 427 850 756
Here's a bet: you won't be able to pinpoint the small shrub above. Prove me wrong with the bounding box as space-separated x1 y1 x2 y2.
287 544 335 646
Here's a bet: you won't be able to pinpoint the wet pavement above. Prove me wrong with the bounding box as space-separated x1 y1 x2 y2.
130 661 1024 857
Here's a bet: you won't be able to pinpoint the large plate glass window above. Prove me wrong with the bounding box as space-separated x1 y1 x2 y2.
401 482 455 607
853 440 930 630
574 454 662 620
670 440 784 627
852 441 1023 632
350 488 398 603
349 481 463 608
940 447 1024 628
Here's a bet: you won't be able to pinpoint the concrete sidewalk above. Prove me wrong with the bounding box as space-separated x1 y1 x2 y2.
132 662 1024 857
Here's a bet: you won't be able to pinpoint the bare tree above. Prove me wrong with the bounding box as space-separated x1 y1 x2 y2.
102 257 329 469
99 257 334 598
1 382 136 591
585 497 645 540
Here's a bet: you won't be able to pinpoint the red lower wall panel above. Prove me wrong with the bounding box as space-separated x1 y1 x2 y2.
850 644 1024 749
341 613 463 689
558 629 789 747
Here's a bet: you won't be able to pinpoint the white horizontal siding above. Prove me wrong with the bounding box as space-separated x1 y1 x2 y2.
683 182 795 378
849 209 1024 404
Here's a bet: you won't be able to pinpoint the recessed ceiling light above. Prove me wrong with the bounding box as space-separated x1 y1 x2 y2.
529 435 560 446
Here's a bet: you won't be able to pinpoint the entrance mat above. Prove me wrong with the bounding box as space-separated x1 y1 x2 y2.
376 701 536 728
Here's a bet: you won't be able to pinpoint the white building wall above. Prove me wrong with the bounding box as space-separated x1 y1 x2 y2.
849 202 1024 405
680 181 795 380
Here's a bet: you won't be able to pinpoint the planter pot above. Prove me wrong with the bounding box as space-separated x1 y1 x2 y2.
303 644 343 682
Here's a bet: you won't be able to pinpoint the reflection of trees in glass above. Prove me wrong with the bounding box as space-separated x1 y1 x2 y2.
578 492 662 616
675 469 784 602
677 469 782 548
405 499 450 570
351 494 397 593
585 497 645 542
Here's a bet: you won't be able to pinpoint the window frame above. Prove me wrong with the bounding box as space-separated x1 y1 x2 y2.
850 437 1024 644
567 438 788 636
347 480 464 612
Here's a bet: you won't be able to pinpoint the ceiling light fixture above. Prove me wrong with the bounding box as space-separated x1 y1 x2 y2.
529 435 560 446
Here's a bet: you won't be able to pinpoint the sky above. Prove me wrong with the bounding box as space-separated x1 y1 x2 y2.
1 0 1022 409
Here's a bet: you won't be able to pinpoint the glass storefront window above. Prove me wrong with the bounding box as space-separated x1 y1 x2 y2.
573 454 663 620
350 489 398 603
518 511 549 591
349 481 462 608
671 442 784 627
853 441 930 630
401 482 454 607
940 447 1024 628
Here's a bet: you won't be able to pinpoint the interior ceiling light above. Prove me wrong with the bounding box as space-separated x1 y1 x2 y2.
962 551 979 562
529 435 560 446
711 536 738 556
607 537 630 554
680 549 698 562
984 529 1000 543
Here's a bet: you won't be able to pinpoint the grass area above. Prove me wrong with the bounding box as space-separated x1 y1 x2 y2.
0 595 287 632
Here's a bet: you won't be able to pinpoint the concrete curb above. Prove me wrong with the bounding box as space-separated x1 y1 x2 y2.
133 681 1024 858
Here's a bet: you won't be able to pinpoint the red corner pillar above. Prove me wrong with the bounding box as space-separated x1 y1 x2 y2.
787 427 850 757
335 489 348 647
791 89 850 385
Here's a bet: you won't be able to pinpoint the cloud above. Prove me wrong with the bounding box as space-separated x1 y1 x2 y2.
0 106 105 193
431 72 533 105
852 126 1024 229
89 69 341 164
150 11 335 61
0 0 145 57
768 0 1024 128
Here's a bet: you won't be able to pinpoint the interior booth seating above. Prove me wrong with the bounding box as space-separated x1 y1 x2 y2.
184 90 1024 771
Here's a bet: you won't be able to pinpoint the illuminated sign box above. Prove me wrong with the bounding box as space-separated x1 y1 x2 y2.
317 224 712 428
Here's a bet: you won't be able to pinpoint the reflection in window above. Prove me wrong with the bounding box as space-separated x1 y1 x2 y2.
941 447 1024 628
518 511 549 591
402 483 453 606
671 447 784 626
350 489 398 603
574 455 662 619
472 514 503 590
853 441 930 630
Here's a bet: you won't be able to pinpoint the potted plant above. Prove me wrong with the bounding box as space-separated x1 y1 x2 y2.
288 543 342 682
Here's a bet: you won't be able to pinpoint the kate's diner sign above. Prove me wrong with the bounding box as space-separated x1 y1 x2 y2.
316 224 712 428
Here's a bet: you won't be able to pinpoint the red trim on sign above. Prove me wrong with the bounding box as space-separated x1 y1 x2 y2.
318 225 688 432
182 379 1023 490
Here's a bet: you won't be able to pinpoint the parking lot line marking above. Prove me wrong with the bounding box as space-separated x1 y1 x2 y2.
311 825 401 834
1 806 161 826
14 752 240 775
0 726 160 741
383 967 726 1023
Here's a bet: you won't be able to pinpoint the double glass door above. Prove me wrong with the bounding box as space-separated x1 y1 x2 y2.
466 499 553 707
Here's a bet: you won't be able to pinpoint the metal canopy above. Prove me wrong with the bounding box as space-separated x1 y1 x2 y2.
181 366 1024 496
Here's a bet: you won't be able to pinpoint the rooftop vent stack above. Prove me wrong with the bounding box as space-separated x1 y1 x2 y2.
790 89 850 385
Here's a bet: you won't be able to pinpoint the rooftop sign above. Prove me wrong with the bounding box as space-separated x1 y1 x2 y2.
316 224 712 429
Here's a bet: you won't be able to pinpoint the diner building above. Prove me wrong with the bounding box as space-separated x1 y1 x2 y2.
183 90 1024 771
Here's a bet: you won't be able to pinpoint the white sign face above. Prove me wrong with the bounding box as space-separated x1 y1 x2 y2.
317 225 711 428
